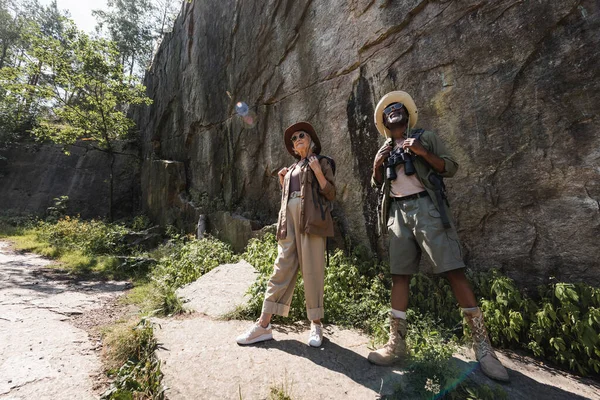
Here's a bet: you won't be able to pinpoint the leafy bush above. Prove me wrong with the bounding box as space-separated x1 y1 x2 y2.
131 214 152 231
409 274 462 329
36 216 130 255
45 195 69 222
528 283 600 375
151 235 238 289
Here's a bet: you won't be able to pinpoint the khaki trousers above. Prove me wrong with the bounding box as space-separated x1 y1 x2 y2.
262 197 326 321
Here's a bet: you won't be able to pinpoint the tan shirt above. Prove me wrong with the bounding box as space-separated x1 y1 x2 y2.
389 139 425 197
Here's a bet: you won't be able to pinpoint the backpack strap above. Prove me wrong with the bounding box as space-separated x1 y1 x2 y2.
316 155 336 175
409 128 425 140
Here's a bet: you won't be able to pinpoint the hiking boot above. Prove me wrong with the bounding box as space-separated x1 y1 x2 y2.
464 307 510 382
236 321 273 345
308 322 323 347
367 313 407 366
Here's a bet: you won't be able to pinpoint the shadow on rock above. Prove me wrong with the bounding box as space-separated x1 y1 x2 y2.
453 357 596 400
261 338 405 396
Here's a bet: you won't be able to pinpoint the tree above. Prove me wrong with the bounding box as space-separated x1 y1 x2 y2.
93 0 154 78
153 0 179 38
0 0 70 146
1 20 152 219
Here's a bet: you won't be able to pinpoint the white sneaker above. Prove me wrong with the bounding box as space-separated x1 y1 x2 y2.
236 321 273 345
308 322 323 347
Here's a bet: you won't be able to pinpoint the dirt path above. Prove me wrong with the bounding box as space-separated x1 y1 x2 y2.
0 241 130 399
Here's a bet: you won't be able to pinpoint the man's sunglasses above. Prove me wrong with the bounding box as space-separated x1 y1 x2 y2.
383 103 405 115
291 132 307 142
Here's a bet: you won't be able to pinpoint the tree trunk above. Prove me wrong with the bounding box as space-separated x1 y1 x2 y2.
108 149 115 222
129 53 135 77
0 42 9 69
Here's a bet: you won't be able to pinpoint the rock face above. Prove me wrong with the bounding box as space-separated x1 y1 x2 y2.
133 0 600 287
0 141 140 220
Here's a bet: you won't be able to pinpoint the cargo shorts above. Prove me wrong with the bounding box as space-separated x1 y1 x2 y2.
388 194 465 275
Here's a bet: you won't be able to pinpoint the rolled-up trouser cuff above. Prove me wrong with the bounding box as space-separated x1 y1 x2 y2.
262 300 290 317
307 306 324 321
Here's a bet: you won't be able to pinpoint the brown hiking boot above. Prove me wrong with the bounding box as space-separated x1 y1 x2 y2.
368 313 407 366
464 307 510 382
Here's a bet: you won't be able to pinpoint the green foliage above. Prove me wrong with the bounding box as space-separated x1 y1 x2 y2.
131 214 152 231
0 0 71 144
528 283 600 375
267 370 294 400
154 285 185 316
391 312 506 400
151 234 238 289
93 0 155 78
404 312 458 399
474 270 533 347
102 318 164 400
409 274 462 328
13 20 152 149
36 215 130 256
45 195 69 222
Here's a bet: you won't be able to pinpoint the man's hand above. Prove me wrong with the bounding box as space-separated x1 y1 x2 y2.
373 142 393 169
278 167 289 186
402 138 427 156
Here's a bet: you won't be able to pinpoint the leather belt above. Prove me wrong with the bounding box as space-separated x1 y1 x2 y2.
391 191 428 202
289 191 301 199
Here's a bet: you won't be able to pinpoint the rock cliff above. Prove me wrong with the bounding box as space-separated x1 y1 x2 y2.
132 0 600 286
0 141 140 220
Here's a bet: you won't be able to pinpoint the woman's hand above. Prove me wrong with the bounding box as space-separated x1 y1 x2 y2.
308 156 323 177
278 167 289 186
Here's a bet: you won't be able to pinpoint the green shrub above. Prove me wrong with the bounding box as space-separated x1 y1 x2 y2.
151 235 238 289
45 195 69 222
35 216 130 255
528 283 600 375
409 274 462 329
131 214 152 231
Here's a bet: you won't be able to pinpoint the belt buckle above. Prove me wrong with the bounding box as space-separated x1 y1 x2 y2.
290 191 301 199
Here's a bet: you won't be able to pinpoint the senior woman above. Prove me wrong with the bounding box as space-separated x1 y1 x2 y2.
236 121 336 347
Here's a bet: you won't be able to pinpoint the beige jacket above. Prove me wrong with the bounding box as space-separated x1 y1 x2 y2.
276 157 336 240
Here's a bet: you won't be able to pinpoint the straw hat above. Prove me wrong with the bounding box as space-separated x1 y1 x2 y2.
284 121 321 159
374 91 418 137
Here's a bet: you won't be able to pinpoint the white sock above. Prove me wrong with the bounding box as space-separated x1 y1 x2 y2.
391 309 406 319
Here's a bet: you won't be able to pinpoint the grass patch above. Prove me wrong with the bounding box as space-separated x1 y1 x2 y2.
101 318 164 399
268 370 294 400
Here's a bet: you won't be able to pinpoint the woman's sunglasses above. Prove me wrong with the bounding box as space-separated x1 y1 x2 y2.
291 132 307 142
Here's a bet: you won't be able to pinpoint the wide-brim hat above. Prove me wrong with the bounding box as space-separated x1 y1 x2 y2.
374 91 418 137
284 121 321 160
